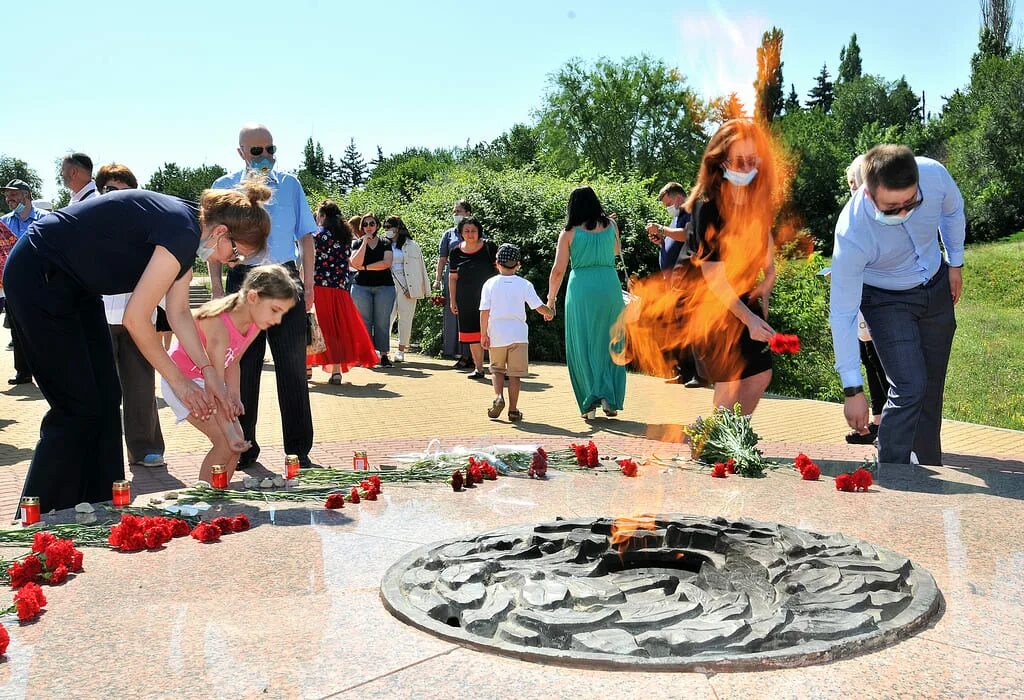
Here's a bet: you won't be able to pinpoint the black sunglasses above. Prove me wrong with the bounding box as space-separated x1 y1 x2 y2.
362 221 378 228
248 145 277 157
877 192 924 217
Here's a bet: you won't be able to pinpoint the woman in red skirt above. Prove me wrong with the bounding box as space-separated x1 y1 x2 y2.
307 200 378 384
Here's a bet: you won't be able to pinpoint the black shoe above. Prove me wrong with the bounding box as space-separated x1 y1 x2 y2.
5 342 12 351
467 370 486 380
235 457 259 471
452 358 470 370
379 355 393 368
845 424 879 445
7 374 31 385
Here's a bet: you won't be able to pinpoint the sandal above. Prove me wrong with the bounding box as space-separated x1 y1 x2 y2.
600 399 618 417
487 396 506 419
306 368 313 380
508 409 523 422
328 373 343 385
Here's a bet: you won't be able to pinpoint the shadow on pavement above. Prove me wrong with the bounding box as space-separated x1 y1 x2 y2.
875 461 1024 501
308 382 401 399
0 443 34 467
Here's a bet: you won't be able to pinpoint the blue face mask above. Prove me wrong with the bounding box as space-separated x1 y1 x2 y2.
723 167 758 187
12 203 25 216
249 158 274 175
873 206 916 226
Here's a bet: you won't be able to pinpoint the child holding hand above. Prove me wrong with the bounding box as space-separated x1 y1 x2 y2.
480 243 554 421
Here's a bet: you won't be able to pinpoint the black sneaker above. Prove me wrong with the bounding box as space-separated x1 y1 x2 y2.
467 370 486 380
379 355 393 368
845 423 879 445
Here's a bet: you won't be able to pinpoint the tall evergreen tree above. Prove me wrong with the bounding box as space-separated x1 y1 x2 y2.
754 27 785 123
340 138 369 190
806 63 835 113
977 0 1015 63
784 83 801 114
837 34 863 83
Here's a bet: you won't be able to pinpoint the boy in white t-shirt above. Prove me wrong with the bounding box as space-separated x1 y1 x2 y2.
479 243 554 421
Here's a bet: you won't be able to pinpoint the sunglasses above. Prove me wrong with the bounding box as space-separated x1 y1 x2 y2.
876 192 924 217
248 145 277 157
725 155 761 170
102 185 128 194
362 221 378 228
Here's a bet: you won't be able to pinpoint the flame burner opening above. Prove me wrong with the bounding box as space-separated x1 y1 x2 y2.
381 515 941 671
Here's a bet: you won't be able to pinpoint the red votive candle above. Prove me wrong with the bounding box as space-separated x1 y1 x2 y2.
353 450 368 471
112 480 131 507
285 454 300 479
211 464 228 489
20 496 40 526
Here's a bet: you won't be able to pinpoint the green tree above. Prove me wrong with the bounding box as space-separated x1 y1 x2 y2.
837 33 863 83
147 163 228 202
754 27 785 123
339 139 369 190
297 138 327 193
976 0 1015 65
806 63 835 113
535 55 706 183
366 147 456 202
470 123 542 171
784 83 801 114
0 156 43 213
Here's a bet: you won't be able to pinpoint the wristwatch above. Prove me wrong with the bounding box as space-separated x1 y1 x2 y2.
843 385 864 398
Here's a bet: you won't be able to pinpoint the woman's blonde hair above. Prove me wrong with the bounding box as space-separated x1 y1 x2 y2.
195 264 299 319
199 176 273 251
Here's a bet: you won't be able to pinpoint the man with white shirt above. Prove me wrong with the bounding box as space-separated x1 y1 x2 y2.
829 144 965 466
61 153 98 203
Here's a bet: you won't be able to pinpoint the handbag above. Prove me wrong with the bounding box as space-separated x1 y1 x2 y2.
306 310 326 355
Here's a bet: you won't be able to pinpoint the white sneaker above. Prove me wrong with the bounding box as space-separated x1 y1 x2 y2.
910 451 920 465
394 351 405 362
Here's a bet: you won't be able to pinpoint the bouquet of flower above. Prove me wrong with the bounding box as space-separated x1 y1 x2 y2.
683 404 771 477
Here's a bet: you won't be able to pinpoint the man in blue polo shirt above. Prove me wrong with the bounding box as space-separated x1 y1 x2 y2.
829 144 965 466
2 179 47 384
209 123 317 468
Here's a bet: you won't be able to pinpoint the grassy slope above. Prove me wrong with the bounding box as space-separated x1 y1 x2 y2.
944 237 1024 430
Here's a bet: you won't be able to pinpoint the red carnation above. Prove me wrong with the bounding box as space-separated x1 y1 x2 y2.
368 475 382 492
852 468 873 491
0 623 8 655
585 441 600 467
190 522 221 543
8 557 40 589
570 443 587 466
618 459 639 477
711 463 728 478
71 550 84 573
211 516 235 534
348 487 361 504
468 464 484 484
481 464 498 480
768 333 801 354
14 582 46 621
724 458 736 474
47 564 69 586
451 470 464 491
794 453 814 473
43 540 76 570
801 463 821 480
528 449 548 479
231 515 251 532
31 532 58 555
363 488 378 501
170 519 191 538
324 492 345 509
835 473 855 492
144 524 172 549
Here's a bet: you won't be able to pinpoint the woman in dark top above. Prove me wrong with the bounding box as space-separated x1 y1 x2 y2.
307 200 378 383
684 119 779 415
2 181 271 514
349 213 396 367
448 217 497 379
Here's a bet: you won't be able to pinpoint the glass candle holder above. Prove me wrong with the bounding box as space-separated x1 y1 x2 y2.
112 480 131 507
353 450 368 471
20 496 40 526
211 464 228 489
285 454 300 480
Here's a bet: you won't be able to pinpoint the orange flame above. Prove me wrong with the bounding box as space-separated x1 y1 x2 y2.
609 515 658 556
754 28 783 123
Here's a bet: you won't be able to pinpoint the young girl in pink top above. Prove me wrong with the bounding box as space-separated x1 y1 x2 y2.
162 265 298 483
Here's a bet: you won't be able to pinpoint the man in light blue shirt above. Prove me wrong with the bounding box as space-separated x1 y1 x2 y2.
209 123 318 468
2 179 48 384
829 145 965 466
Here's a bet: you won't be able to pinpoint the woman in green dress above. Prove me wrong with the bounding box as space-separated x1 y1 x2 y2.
547 186 627 420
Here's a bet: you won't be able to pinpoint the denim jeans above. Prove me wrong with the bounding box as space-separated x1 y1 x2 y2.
351 284 397 356
860 264 956 465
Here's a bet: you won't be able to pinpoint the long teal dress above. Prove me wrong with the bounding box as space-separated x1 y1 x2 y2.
565 222 627 414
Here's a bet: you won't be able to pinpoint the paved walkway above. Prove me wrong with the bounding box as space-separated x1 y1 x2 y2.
2 325 1022 518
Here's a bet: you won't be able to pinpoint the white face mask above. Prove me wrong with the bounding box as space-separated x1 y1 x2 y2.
722 167 758 187
197 235 218 262
384 229 397 240
873 207 916 226
453 214 465 225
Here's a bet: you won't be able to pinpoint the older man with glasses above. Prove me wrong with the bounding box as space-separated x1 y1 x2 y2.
2 179 48 384
829 144 965 467
209 123 317 469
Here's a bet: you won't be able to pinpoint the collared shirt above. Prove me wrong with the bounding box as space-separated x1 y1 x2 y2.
0 206 46 239
212 168 316 265
70 180 98 203
829 157 965 387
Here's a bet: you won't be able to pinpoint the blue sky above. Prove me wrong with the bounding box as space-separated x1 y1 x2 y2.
8 0 991 199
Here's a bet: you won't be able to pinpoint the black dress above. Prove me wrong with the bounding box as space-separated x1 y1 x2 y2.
448 241 497 342
690 198 773 382
3 190 200 514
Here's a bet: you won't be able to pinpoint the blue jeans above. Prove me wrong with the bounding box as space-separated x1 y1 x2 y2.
351 284 397 356
860 265 956 465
